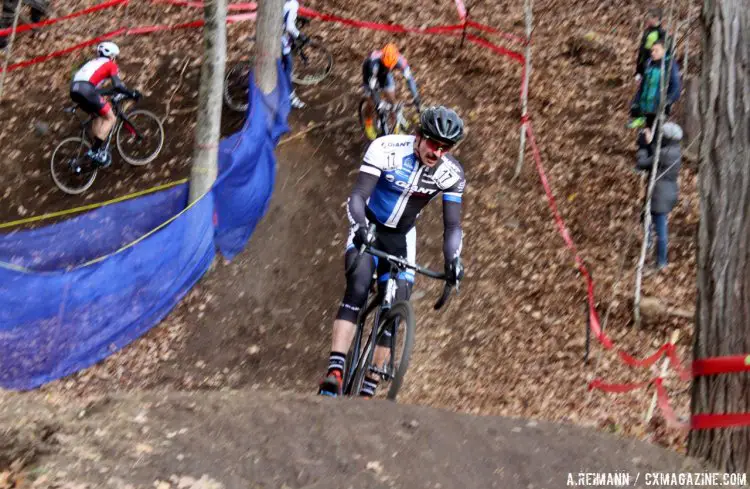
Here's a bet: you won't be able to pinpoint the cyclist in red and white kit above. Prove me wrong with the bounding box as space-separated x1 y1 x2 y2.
69 42 140 166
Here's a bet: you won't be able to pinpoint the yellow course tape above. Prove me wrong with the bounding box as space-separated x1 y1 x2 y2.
75 187 211 269
0 179 189 230
0 179 208 275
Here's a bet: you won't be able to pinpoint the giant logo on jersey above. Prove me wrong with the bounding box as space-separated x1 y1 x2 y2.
384 173 438 195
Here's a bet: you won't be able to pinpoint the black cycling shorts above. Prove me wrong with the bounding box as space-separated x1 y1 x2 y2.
336 226 415 323
70 81 111 116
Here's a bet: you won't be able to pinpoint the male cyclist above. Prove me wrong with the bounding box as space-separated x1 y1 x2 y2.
361 43 421 141
282 0 307 109
69 42 140 166
318 106 465 398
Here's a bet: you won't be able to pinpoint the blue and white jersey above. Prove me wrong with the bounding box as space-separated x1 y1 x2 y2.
359 135 465 232
282 0 300 55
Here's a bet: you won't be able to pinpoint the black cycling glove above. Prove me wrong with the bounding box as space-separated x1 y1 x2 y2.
445 257 464 285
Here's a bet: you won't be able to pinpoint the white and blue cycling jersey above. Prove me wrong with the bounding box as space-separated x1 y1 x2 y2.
282 0 300 56
347 135 465 262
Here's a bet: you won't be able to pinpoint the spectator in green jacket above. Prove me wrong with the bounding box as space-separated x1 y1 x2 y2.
628 40 681 129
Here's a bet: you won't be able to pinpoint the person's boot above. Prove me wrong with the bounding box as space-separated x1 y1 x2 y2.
626 117 646 129
359 376 379 399
290 91 306 109
87 148 110 168
318 370 342 397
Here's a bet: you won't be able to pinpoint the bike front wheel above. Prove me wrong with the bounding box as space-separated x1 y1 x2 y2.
358 97 390 140
350 300 415 401
380 301 415 400
116 109 165 166
292 38 334 86
50 137 98 195
224 61 252 113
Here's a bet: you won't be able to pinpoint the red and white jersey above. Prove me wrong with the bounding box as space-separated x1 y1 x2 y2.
72 57 119 87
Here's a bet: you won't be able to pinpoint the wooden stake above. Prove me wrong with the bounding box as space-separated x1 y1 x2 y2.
514 0 532 179
644 329 681 423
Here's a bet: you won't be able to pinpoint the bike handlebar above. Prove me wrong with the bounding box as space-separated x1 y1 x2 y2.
364 246 445 280
345 224 458 310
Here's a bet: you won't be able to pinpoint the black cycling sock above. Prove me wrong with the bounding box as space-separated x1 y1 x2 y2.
327 351 346 378
360 377 379 397
91 137 104 151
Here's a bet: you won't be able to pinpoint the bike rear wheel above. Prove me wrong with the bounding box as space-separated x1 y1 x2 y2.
292 38 333 86
224 61 252 113
116 110 164 166
50 137 98 195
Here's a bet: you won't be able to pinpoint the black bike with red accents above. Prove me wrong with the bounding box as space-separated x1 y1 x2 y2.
50 91 165 195
343 227 458 401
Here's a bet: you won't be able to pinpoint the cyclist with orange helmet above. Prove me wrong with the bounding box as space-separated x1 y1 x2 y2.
361 43 421 140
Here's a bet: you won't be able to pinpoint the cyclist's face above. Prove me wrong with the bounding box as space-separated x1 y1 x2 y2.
418 135 452 167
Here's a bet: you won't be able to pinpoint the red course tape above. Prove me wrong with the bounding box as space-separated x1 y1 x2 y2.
588 379 651 393
0 0 128 37
299 7 466 35
524 122 693 378
693 355 750 377
692 413 750 430
151 0 256 10
1 11 257 73
1 28 126 73
466 20 528 46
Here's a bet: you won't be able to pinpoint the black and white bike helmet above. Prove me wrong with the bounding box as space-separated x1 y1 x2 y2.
97 42 120 59
419 105 464 146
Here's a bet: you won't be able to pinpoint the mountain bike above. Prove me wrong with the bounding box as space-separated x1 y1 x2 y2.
223 16 334 113
342 228 458 401
358 99 417 140
50 92 164 194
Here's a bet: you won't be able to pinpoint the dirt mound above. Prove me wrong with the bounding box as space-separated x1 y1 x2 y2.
0 390 733 489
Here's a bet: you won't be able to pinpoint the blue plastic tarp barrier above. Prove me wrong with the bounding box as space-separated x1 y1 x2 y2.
0 62 290 390
214 62 291 259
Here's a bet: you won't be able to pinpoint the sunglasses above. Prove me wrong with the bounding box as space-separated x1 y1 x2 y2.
422 136 453 154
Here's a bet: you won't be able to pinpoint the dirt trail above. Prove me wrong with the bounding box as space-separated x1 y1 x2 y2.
1 390 736 489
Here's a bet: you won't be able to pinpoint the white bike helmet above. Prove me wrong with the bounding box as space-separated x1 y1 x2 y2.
97 42 120 59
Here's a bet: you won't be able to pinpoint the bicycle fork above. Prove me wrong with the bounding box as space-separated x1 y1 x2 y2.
367 274 400 382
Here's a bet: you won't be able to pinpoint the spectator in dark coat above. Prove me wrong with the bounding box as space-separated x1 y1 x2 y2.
636 122 683 273
635 8 667 81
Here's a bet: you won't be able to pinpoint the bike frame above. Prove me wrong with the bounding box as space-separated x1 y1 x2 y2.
343 242 452 395
72 93 140 153
344 257 406 393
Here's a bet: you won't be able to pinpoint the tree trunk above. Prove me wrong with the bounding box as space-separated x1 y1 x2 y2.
680 76 701 161
0 0 23 100
688 0 750 474
254 0 283 95
189 0 227 203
